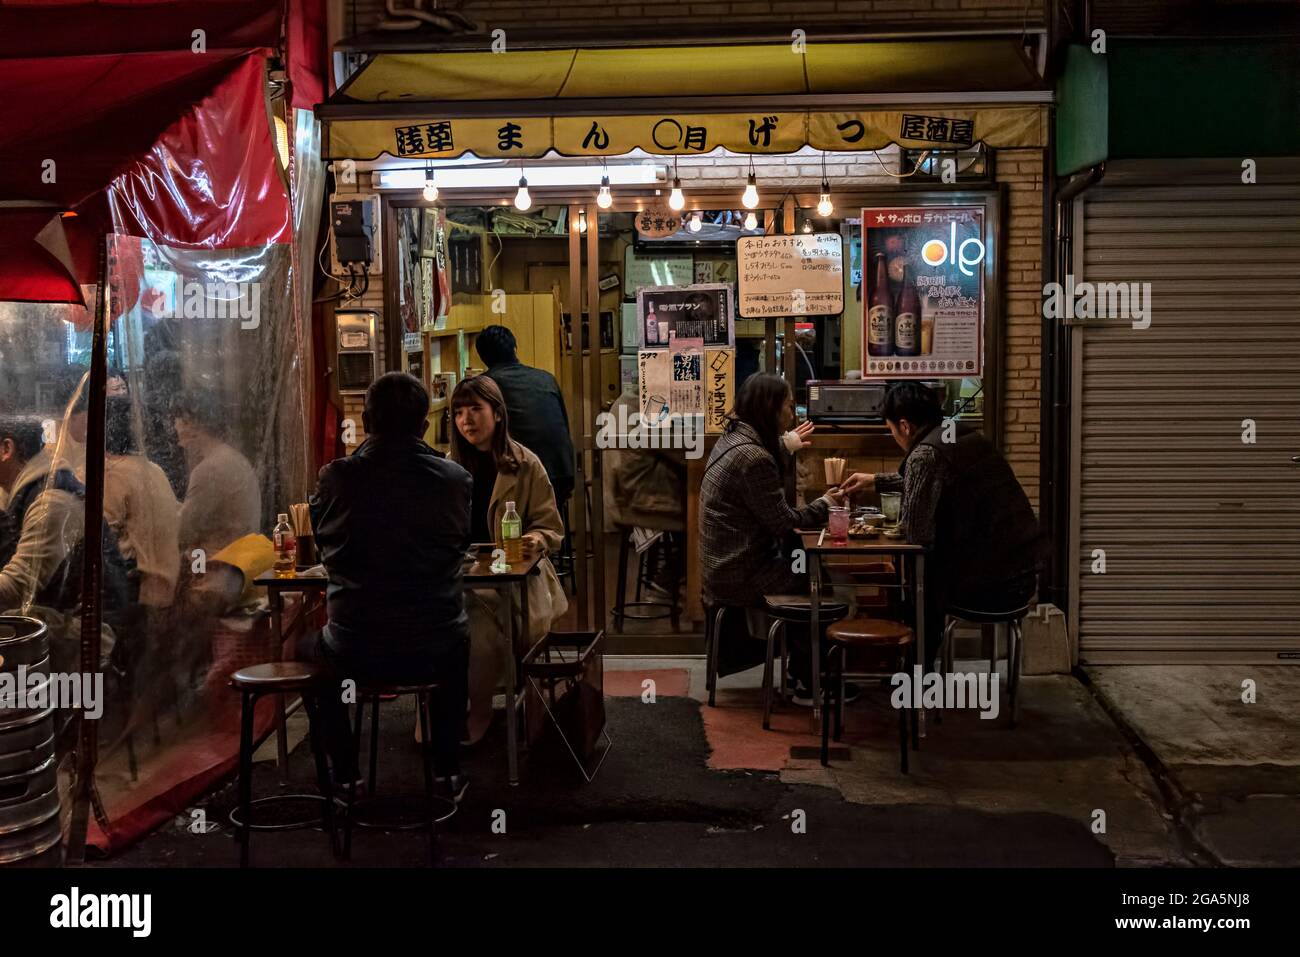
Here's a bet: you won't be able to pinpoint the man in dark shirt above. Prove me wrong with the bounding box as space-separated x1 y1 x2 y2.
842 382 1041 670
476 325 575 507
307 372 472 798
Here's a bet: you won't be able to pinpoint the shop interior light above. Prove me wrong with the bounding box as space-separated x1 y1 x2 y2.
514 173 532 211
597 173 613 209
668 157 685 211
802 221 813 233
578 208 587 233
422 165 438 202
376 164 661 191
688 212 703 233
815 152 833 217
744 211 758 231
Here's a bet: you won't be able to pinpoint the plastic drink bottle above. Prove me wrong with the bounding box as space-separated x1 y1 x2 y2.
501 501 523 563
273 513 297 577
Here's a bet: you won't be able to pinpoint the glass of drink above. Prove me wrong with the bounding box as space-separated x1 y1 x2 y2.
880 492 902 525
828 506 850 544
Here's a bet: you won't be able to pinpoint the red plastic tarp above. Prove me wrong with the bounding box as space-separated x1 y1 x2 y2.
0 211 86 304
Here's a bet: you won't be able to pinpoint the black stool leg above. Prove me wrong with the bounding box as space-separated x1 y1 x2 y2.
820 647 835 767
910 645 921 751
897 652 910 773
832 647 845 743
705 607 721 707
1009 620 1023 728
669 534 682 630
343 695 365 860
416 691 438 867
301 693 338 855
237 690 255 868
614 529 631 627
368 695 381 795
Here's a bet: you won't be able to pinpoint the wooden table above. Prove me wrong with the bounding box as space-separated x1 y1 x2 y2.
798 530 929 738
255 543 544 788
463 543 544 787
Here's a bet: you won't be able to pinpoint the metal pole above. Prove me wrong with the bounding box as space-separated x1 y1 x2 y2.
585 208 607 637
567 213 590 629
66 235 111 864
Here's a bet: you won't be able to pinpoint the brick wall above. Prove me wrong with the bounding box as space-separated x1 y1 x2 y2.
345 0 1046 37
331 170 385 451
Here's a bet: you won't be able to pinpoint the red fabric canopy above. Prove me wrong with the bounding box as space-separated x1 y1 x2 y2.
0 211 86 304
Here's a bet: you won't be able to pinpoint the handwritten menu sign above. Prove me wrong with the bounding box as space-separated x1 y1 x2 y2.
639 345 733 428
737 233 844 319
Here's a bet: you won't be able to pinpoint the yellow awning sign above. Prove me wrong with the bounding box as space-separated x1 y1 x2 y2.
327 108 1047 161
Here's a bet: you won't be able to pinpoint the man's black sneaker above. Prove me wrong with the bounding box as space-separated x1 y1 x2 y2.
436 773 470 804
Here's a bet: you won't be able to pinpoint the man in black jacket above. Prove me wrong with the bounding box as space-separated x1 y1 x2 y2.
476 325 575 507
308 372 472 797
842 382 1042 670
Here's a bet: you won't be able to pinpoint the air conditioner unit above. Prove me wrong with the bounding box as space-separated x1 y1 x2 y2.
329 193 383 277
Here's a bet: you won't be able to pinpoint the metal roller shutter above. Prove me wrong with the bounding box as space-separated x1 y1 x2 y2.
1071 159 1300 663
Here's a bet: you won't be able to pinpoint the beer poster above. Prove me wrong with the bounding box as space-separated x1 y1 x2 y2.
635 283 734 350
861 205 985 379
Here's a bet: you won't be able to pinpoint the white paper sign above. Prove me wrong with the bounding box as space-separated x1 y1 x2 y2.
737 233 845 318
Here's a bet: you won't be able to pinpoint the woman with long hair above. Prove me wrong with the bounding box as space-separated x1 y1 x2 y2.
698 373 847 702
450 374 568 744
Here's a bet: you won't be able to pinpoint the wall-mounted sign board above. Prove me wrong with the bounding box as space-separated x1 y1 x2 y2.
737 233 844 318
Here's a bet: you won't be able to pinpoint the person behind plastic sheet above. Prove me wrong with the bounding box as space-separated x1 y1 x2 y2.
839 381 1042 669
102 396 181 610
0 416 134 674
308 372 473 800
475 324 576 510
450 374 567 745
698 373 847 703
173 390 261 559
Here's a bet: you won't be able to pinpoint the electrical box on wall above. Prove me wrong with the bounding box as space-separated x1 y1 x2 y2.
329 194 382 277
335 309 378 394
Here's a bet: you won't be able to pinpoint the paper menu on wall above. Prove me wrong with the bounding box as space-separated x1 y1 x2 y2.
736 233 844 318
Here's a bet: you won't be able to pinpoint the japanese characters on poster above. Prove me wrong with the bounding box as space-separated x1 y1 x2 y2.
636 284 734 349
737 233 844 318
637 346 734 434
862 205 985 379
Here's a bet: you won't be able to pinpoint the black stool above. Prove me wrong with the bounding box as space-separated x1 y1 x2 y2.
940 602 1032 727
702 603 750 707
230 662 334 868
341 681 455 867
820 617 915 773
613 526 682 629
761 595 850 729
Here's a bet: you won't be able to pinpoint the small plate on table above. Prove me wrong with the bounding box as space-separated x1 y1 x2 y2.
881 525 904 540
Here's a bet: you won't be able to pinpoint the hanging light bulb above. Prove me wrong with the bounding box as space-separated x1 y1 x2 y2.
741 171 759 209
514 175 532 211
422 165 438 202
802 221 813 233
578 209 587 233
744 211 758 231
688 212 703 233
816 182 834 218
668 177 686 212
596 173 613 209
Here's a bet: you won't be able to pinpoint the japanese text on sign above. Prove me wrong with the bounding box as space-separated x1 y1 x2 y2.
737 233 844 318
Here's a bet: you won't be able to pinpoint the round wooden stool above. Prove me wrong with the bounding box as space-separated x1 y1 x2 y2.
821 617 915 773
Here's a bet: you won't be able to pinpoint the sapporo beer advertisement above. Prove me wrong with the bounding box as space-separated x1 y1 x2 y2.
861 205 985 379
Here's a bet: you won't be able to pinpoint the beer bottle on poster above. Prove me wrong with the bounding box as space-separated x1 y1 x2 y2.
894 263 920 357
867 253 893 357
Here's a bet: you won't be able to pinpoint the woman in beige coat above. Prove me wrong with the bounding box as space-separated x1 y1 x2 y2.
449 375 568 744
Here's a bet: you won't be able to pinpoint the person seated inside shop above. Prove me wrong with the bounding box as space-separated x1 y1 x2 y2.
698 372 847 704
307 372 473 800
475 324 576 514
0 415 134 674
840 381 1042 670
172 389 261 560
449 374 567 744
